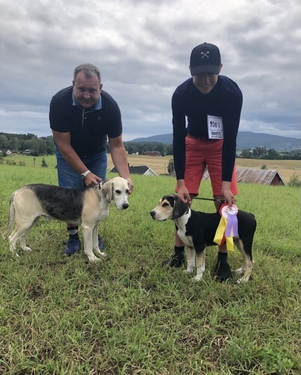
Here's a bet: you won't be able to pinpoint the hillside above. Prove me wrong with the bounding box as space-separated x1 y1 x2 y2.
128 131 301 151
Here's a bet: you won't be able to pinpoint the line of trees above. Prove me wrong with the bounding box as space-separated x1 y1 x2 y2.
0 133 55 156
1 133 300 160
123 142 173 156
123 143 301 160
239 146 301 160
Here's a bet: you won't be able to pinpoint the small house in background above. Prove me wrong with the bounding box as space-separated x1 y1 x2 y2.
202 168 285 186
236 168 285 185
109 165 158 176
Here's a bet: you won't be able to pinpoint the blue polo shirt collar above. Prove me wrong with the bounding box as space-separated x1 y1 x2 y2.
72 92 102 110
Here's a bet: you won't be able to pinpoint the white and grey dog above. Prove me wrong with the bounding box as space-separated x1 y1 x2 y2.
3 177 130 262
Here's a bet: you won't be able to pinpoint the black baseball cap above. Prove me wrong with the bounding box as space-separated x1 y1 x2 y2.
190 42 221 76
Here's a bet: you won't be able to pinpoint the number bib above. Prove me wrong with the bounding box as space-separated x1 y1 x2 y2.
207 115 223 139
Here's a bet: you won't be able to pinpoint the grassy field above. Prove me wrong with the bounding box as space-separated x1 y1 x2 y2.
0 158 300 374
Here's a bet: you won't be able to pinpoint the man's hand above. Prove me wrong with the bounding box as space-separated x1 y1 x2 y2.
177 180 191 204
221 181 236 208
84 172 102 186
126 178 134 194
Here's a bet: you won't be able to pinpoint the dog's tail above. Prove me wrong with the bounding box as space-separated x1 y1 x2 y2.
2 192 16 238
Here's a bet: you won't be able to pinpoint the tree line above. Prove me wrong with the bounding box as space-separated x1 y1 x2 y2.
123 142 173 156
0 133 55 156
240 146 301 160
0 133 300 160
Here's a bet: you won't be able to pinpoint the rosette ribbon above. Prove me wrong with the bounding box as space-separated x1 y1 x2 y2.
213 204 238 251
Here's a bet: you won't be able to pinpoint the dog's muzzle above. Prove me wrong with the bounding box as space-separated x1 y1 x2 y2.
150 210 166 220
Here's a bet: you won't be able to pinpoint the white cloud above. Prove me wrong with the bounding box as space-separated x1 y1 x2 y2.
0 0 300 140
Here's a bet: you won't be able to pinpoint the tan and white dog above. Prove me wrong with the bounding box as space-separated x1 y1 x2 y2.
3 177 130 262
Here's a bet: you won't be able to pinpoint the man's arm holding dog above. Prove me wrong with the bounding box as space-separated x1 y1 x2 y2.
52 130 102 186
221 181 236 208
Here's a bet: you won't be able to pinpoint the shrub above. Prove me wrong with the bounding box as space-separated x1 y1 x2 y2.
288 172 301 187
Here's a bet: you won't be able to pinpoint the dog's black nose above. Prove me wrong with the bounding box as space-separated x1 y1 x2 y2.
150 211 155 217
123 203 129 209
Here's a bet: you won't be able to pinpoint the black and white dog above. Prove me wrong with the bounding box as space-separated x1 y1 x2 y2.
150 194 256 283
3 177 130 262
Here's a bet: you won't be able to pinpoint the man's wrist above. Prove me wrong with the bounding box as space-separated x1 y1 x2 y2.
81 170 91 180
177 179 185 187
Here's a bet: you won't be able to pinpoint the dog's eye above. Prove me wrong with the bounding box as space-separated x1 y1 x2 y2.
115 189 121 195
162 202 169 207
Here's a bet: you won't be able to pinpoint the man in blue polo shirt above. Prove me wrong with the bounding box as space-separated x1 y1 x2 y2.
49 63 133 255
164 43 243 281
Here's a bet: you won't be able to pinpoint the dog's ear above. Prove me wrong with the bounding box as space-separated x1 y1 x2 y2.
171 195 188 220
102 179 113 203
110 181 115 201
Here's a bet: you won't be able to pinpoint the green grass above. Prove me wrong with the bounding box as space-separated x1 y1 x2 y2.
0 162 300 375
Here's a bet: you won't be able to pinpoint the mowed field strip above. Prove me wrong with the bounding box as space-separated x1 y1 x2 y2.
108 155 300 183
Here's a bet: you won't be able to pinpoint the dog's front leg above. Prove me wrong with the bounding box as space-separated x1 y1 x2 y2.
82 226 100 262
195 250 206 281
184 247 195 274
92 224 106 258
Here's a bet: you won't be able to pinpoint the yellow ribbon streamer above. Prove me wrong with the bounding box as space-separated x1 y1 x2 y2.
214 217 235 251
213 216 227 246
225 236 234 251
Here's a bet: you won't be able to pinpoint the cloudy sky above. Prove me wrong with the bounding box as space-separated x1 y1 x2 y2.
1 0 300 141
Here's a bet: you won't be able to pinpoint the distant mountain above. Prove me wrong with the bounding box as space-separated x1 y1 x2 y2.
128 131 301 151
129 133 173 145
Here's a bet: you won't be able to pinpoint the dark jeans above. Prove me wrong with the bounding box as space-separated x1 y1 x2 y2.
55 148 107 188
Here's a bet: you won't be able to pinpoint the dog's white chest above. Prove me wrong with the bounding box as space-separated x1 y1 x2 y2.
176 213 193 247
177 228 193 247
98 206 109 221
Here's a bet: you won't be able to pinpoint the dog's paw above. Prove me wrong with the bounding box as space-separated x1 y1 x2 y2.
87 256 101 262
94 250 107 257
237 274 251 284
194 274 203 282
23 246 32 252
235 267 244 275
183 268 194 274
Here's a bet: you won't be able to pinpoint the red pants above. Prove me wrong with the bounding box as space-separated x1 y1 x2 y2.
176 136 238 196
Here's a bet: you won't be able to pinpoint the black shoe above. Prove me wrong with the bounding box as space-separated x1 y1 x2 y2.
162 252 185 267
64 238 81 256
214 260 232 282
